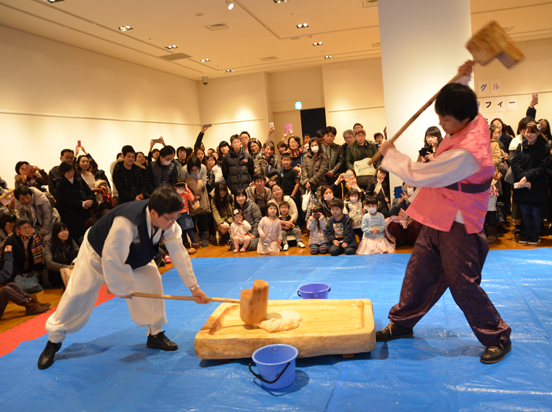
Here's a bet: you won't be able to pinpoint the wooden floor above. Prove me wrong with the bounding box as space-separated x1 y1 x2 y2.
1 218 550 334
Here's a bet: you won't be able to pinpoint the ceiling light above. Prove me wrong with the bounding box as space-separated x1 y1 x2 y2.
325 56 333 59
46 0 64 3
117 26 132 32
313 42 323 46
273 0 289 3
200 59 210 62
226 69 234 73
165 45 178 49
226 0 234 10
296 23 309 29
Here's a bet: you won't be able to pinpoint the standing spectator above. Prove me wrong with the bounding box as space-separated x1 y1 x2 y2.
183 157 211 248
255 142 280 181
48 149 75 200
112 145 148 205
136 152 148 168
240 131 251 153
146 146 178 195
222 135 254 196
14 186 60 242
417 126 443 162
248 139 262 161
287 136 303 169
512 121 550 245
174 180 198 253
55 161 97 243
14 161 48 190
321 126 343 186
346 128 379 189
301 139 328 214
206 155 222 193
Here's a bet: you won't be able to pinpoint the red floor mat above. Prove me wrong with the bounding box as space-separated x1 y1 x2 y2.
0 284 115 357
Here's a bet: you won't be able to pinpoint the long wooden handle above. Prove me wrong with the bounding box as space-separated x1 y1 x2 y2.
131 292 240 304
368 72 463 165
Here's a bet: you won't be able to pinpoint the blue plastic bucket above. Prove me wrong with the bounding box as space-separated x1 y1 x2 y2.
249 344 298 390
297 283 331 299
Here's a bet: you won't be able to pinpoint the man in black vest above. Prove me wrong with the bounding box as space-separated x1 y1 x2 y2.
38 187 209 370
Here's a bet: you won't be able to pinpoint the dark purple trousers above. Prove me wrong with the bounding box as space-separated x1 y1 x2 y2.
389 222 511 347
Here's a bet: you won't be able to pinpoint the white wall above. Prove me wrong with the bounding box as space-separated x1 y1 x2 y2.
322 59 387 144
474 37 552 129
0 24 201 184
197 72 272 150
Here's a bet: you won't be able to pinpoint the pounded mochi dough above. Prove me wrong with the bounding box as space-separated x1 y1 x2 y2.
256 311 302 333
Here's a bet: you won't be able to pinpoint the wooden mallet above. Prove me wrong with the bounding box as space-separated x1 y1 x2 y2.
131 279 270 324
368 21 524 166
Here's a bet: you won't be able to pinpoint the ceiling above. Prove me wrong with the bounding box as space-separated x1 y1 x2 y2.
1 0 551 81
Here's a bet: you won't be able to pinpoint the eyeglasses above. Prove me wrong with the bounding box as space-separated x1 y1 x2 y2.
161 214 180 224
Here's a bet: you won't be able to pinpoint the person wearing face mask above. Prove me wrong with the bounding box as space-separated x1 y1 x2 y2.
511 122 550 245
344 189 364 241
301 140 329 212
173 180 198 254
146 146 179 196
356 196 395 255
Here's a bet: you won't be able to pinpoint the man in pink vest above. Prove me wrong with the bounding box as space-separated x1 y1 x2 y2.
376 61 511 364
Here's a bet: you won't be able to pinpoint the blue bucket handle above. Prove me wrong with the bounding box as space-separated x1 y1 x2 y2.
297 286 331 297
248 361 291 384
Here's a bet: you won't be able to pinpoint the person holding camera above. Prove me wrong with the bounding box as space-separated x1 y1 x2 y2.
416 126 443 163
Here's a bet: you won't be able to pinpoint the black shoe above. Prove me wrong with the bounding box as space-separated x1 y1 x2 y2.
480 340 512 364
517 236 529 244
38 341 62 370
147 331 178 351
528 237 541 245
376 321 414 342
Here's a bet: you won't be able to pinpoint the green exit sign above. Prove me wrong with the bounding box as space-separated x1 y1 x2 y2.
295 101 303 110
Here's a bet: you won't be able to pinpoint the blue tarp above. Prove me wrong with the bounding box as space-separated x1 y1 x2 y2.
1 249 552 411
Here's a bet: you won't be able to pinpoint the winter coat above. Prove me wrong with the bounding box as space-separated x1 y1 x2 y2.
325 214 358 247
210 188 234 227
346 140 380 172
15 187 60 237
112 160 148 204
55 177 98 242
255 155 281 177
512 137 550 204
146 159 178 194
301 153 329 193
321 142 344 177
222 148 254 195
234 198 262 238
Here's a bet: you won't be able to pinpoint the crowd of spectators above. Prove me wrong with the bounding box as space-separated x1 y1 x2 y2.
0 98 550 302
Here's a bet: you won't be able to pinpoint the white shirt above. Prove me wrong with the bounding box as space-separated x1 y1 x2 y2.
382 147 480 224
100 207 198 295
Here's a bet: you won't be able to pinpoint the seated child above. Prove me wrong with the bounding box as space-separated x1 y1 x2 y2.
357 196 395 255
257 203 282 254
279 201 305 250
230 209 252 253
344 189 364 241
325 198 357 256
307 204 328 254
174 179 198 253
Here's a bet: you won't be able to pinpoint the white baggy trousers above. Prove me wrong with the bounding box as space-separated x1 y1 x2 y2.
45 237 167 343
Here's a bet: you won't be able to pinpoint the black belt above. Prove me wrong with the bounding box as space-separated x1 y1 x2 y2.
444 179 492 194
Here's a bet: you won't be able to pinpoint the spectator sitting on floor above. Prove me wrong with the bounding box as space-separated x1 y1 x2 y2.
307 203 328 255
0 277 50 319
325 198 357 256
279 201 305 251
43 222 79 288
0 213 16 246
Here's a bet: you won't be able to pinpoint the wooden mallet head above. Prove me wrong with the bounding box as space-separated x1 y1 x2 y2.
467 21 524 68
239 279 269 324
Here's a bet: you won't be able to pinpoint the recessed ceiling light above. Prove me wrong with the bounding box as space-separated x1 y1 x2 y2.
117 26 132 32
296 23 309 29
46 0 64 3
226 0 234 10
166 45 178 49
200 59 210 63
325 56 333 59
226 69 234 73
313 42 323 46
273 0 289 3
